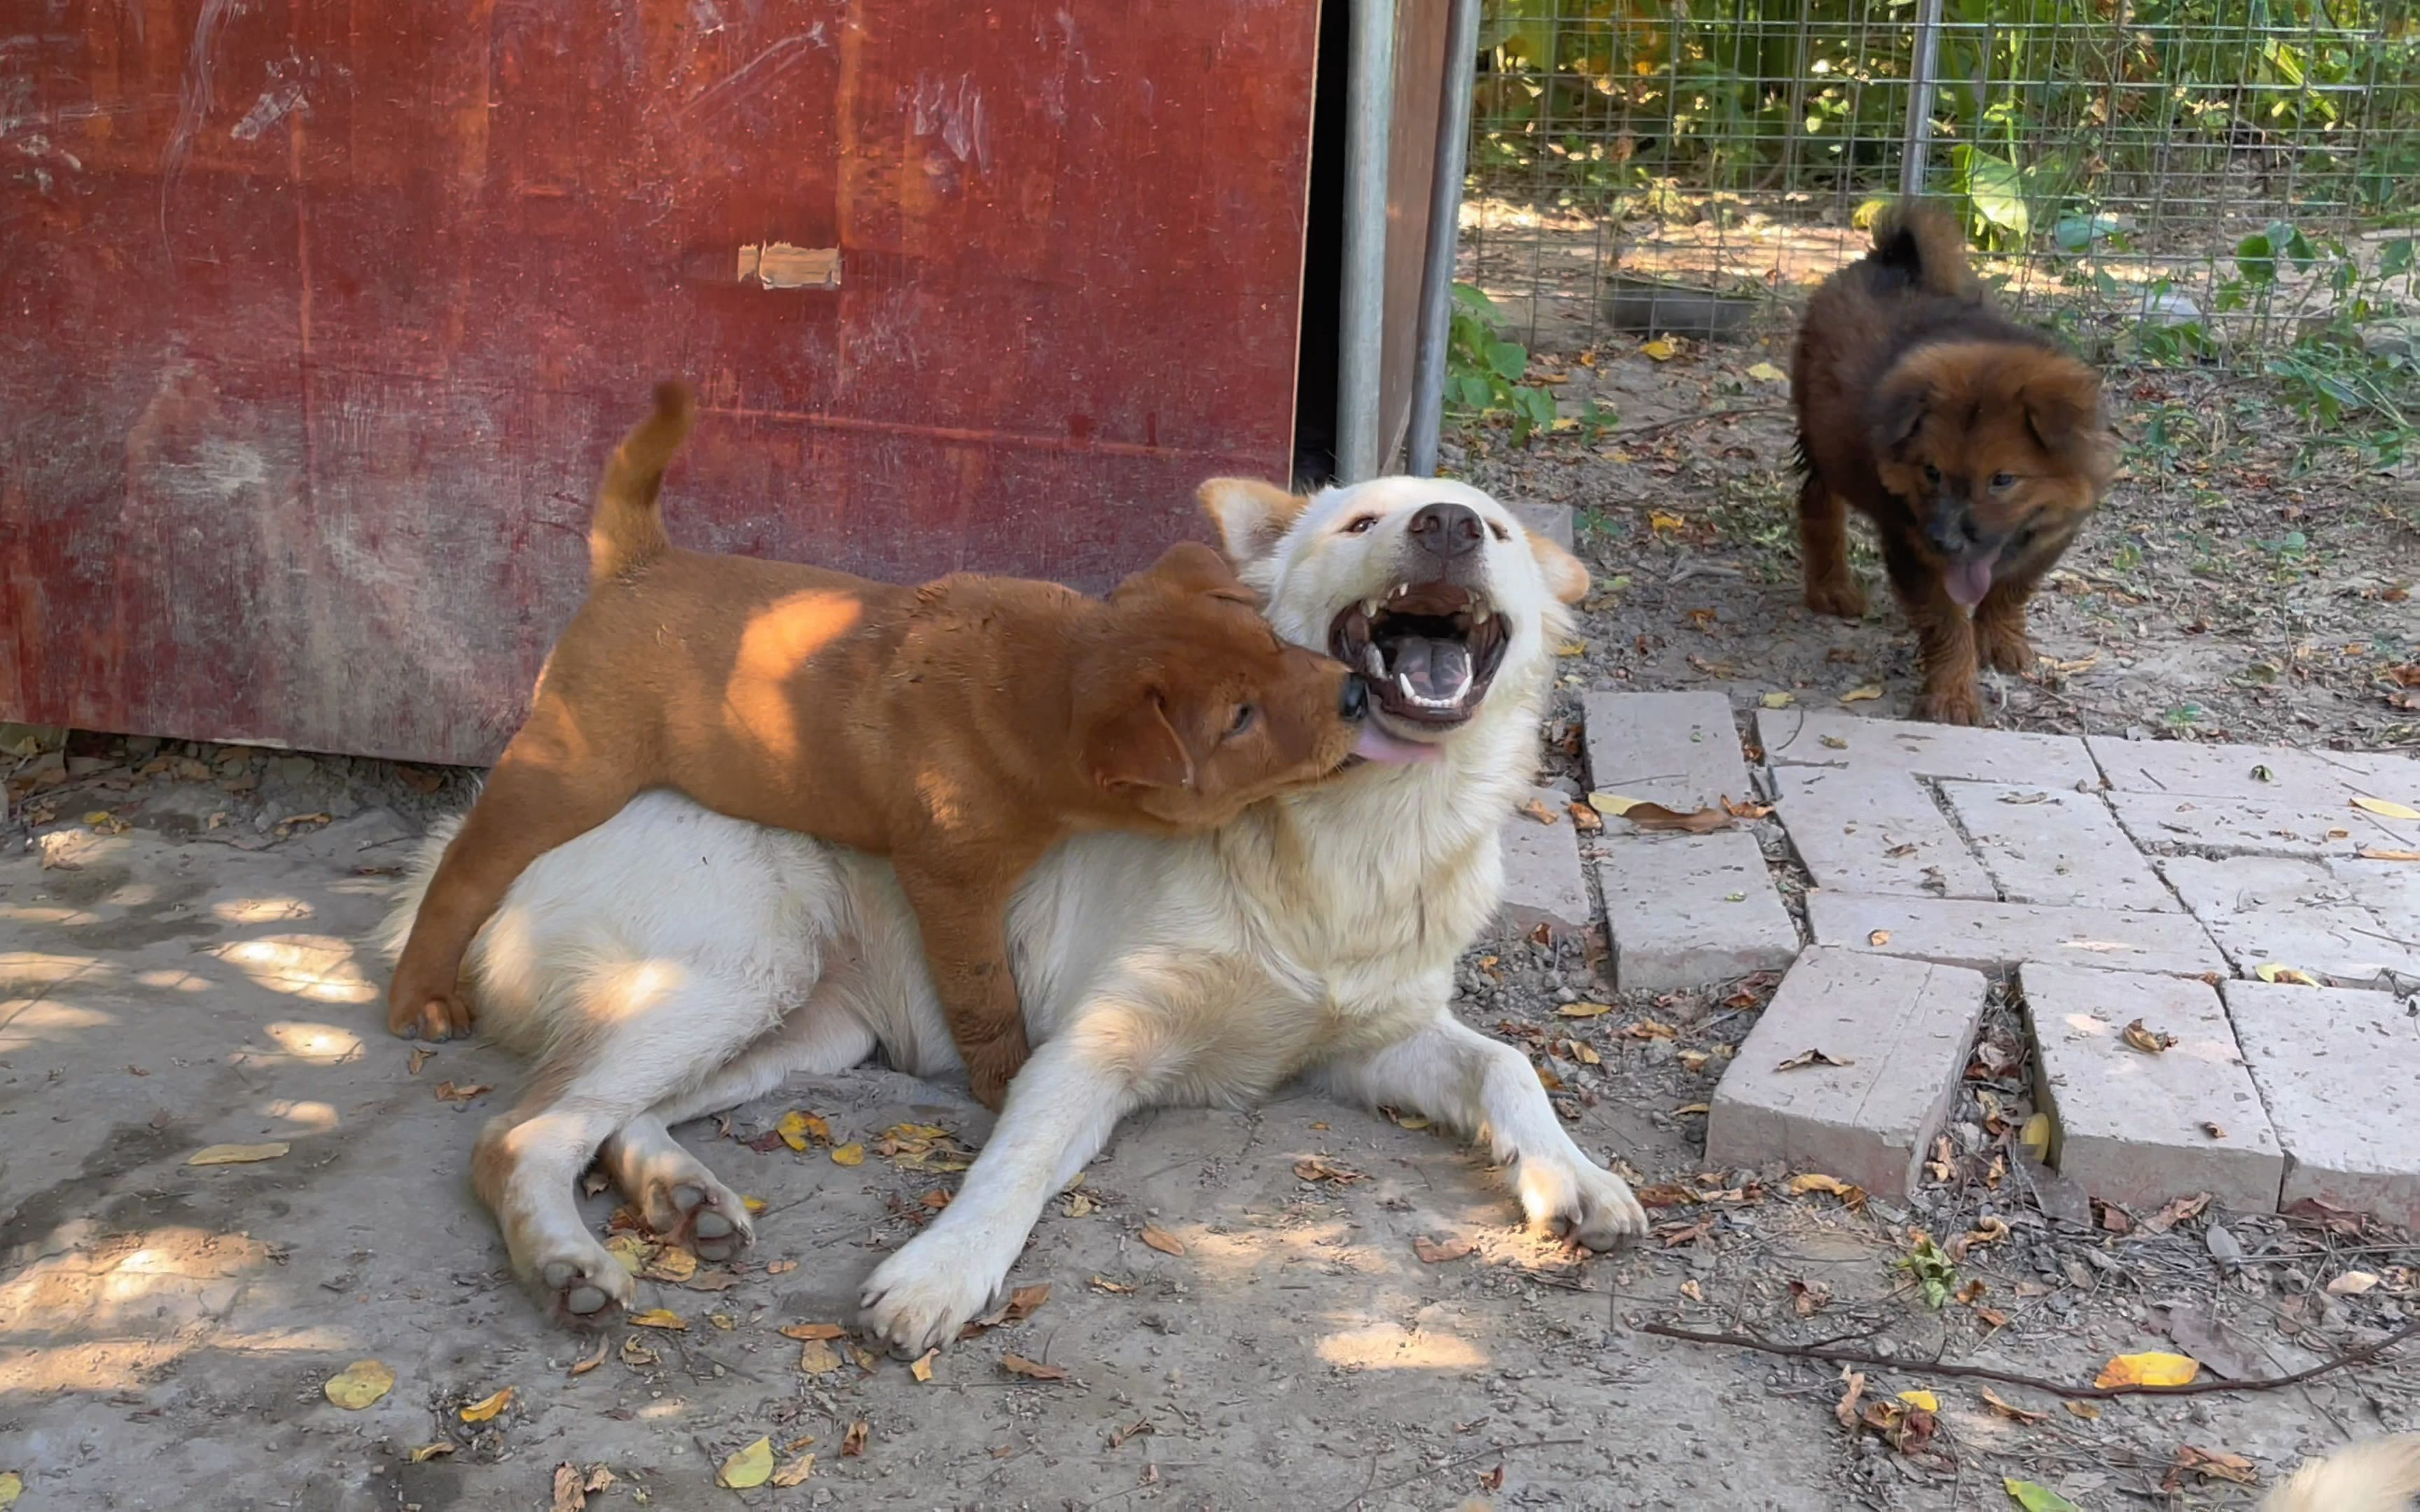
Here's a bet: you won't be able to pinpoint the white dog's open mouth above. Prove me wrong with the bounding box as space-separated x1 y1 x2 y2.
1330 581 1507 731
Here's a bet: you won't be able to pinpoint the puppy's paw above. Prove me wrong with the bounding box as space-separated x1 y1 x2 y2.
1977 620 2034 675
1513 1152 1648 1250
638 1173 756 1263
961 1032 1031 1113
1912 685 1985 727
388 985 472 1042
1803 575 1868 620
527 1242 633 1327
858 1227 1008 1356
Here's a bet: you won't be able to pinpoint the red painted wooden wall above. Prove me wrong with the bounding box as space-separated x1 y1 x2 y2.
0 1 1321 764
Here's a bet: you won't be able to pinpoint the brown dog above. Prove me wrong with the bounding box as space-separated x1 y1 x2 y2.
1793 201 2116 724
385 382 1379 1107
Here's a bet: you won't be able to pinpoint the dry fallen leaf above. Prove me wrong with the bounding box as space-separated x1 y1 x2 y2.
1868 929 1892 946
1293 1155 1366 1184
408 1443 456 1464
1618 802 1733 834
1556 1001 1614 1018
798 1339 843 1375
1897 1389 1939 1412
1001 1353 1070 1382
0 1473 19 1511
1641 338 1678 361
717 1437 774 1489
618 1336 659 1368
829 1142 865 1166
1671 1101 1711 1116
1759 691 1795 709
841 1420 869 1457
2003 1479 2083 1512
1065 1191 1097 1217
550 1462 615 1512
2168 1446 2258 1487
1774 1048 1856 1071
909 1348 938 1383
1140 1225 1185 1256
1569 802 1603 833
772 1452 816 1488
568 1336 611 1377
781 1320 848 1341
2357 846 2420 861
2064 1400 2100 1420
407 1047 435 1076
2255 962 2321 986
1786 1172 1867 1206
1517 798 1559 825
2122 1018 2179 1054
2351 795 2420 821
1840 685 1884 704
1979 1387 2047 1424
1745 360 1786 382
188 1142 291 1166
432 1080 492 1103
627 1308 688 1331
2325 1270 2381 1296
1569 1040 1601 1066
642 1246 699 1283
2019 1113 2053 1161
777 1109 830 1150
2203 1121 2227 1139
1789 1279 1831 1317
2094 1350 2199 1389
1413 1236 1475 1264
1833 1368 1867 1430
1090 1275 1135 1293
323 1359 396 1410
459 1386 513 1422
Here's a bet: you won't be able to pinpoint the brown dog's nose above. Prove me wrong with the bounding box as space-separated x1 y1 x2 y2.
1407 502 1483 559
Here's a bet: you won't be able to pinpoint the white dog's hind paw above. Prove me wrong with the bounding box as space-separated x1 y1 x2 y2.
1515 1152 1648 1250
858 1229 1007 1356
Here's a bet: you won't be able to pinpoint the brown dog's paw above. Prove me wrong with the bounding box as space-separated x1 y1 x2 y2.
387 986 473 1042
1912 686 1986 726
961 1029 1033 1113
1803 575 1868 620
1977 618 2033 675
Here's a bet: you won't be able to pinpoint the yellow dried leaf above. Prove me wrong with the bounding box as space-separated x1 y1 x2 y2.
604 1233 651 1275
2356 846 2420 861
1587 791 1641 816
1066 1191 1097 1217
1140 1226 1185 1256
1552 641 1586 659
742 1195 767 1213
842 1420 868 1457
1536 1065 1565 1091
777 1109 830 1150
709 1312 735 1330
568 1336 611 1377
1785 1172 1865 1205
1556 1001 1614 1018
780 1321 848 1340
1672 1102 1711 1116
1518 797 1562 825
798 1338 843 1374
1641 338 1678 361
2255 962 2321 986
1868 929 1892 946
716 1437 774 1489
1090 1275 1135 1292
2019 1113 2053 1161
1002 1353 1069 1381
618 1336 658 1367
1571 1040 1601 1065
1413 1235 1475 1264
0 1473 18 1510
2122 1018 2178 1054
642 1246 699 1282
1897 1389 1939 1411
1980 1387 2048 1424
772 1452 816 1487
408 1443 456 1463
188 1142 290 1166
2092 1350 2199 1388
1760 691 1795 709
628 1308 688 1331
2325 1270 2381 1296
830 1142 865 1166
910 1348 938 1382
1745 360 1786 382
2351 795 2420 821
1840 685 1884 704
323 1359 396 1409
459 1386 513 1422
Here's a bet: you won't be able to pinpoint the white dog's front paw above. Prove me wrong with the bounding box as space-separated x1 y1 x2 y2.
858 1227 1008 1356
1513 1149 1648 1250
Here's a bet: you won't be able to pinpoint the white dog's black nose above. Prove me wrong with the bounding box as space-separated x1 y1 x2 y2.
1408 502 1483 559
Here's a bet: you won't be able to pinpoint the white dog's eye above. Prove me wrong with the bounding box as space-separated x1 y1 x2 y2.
1488 522 1511 542
1343 515 1377 535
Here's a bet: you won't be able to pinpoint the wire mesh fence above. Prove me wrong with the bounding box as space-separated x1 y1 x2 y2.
1459 0 2420 364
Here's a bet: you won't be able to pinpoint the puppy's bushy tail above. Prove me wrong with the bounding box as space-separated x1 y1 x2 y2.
1867 200 1980 301
590 380 697 584
2263 1434 2420 1512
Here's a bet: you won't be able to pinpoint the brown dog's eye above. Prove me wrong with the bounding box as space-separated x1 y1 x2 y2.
1343 516 1378 535
1488 521 1511 542
1923 463 1942 484
1227 704 1257 737
1990 472 2015 490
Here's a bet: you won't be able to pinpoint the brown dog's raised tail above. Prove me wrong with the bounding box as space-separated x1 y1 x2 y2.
590 380 698 584
1868 200 1982 302
2263 1434 2420 1512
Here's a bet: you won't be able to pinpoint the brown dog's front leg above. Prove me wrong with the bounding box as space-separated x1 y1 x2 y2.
1973 571 2042 676
1883 541 1984 726
388 715 637 1041
891 849 1036 1112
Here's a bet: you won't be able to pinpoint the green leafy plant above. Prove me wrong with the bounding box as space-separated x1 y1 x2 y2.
1446 284 1559 444
1896 1233 1959 1310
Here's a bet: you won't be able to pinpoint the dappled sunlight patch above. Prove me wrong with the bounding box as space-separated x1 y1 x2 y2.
0 1226 292 1390
1315 1322 1489 1371
0 951 104 988
204 934 375 1004
260 1099 341 1134
262 1021 365 1065
134 968 212 992
211 896 315 924
0 1000 118 1050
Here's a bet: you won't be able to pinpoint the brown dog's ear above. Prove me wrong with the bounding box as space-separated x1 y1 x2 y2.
1529 534 1591 605
2017 376 2105 461
1083 692 1196 794
1116 540 1256 606
1197 477 1309 564
1869 377 1931 457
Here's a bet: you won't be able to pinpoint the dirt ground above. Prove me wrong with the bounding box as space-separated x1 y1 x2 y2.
4 346 2418 1511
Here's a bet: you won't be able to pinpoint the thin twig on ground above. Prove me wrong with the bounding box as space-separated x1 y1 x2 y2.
1635 1317 2420 1400
1333 1437 1588 1511
1615 405 1788 441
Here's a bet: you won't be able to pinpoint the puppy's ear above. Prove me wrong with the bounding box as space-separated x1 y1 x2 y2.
1118 539 1257 606
1083 691 1195 794
2017 372 2106 460
1529 534 1591 605
1869 376 1931 458
1197 477 1309 565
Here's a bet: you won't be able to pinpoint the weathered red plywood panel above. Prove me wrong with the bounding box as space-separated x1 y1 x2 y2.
0 1 1319 764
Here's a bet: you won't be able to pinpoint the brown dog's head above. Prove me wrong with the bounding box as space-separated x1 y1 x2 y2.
1074 540 1373 827
1869 341 2116 607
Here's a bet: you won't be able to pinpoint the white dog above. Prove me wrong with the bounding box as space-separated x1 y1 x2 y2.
385 474 1648 1350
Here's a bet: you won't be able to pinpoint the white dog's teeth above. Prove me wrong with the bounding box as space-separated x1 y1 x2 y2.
1391 582 1409 599
1363 645 1385 679
1471 602 1491 624
1395 671 1417 703
1361 598 1380 618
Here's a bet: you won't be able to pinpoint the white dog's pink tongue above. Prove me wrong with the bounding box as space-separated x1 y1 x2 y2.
1353 724 1440 764
1945 559 1995 608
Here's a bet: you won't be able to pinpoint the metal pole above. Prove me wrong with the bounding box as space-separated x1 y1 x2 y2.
1900 0 1945 199
1407 0 1482 478
1336 0 1398 483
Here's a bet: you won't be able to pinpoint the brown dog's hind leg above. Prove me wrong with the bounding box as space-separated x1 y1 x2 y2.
1797 473 1867 620
891 848 1037 1112
387 704 639 1041
1883 538 1984 726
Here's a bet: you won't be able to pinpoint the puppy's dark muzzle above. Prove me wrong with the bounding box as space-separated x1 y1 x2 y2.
1926 500 1984 558
1339 671 1371 721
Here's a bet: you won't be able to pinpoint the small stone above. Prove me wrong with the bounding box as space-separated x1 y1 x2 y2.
2206 1224 2245 1270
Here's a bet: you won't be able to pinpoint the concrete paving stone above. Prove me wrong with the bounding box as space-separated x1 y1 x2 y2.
1508 499 1575 552
1805 892 2225 976
2108 790 2420 859
1769 765 1995 900
1706 947 1989 1198
2087 736 2417 806
1498 787 1592 939
1756 708 2099 787
2160 855 2420 990
2223 979 2420 1230
1940 781 2177 911
2332 857 2420 921
1597 830 1800 991
1582 691 1754 811
2019 962 2283 1215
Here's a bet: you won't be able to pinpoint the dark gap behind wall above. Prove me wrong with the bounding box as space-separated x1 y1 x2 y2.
1292 0 1349 487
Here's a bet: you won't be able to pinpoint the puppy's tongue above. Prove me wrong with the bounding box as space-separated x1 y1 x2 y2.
1352 724 1440 764
1945 558 1995 608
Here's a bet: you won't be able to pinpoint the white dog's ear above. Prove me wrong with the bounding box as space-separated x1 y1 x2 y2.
1529 534 1590 605
1197 477 1309 565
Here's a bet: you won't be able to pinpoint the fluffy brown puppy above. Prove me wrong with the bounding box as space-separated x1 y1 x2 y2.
1793 201 2116 724
385 382 1385 1109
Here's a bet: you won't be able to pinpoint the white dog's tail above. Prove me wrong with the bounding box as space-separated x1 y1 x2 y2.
2265 1435 2420 1512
